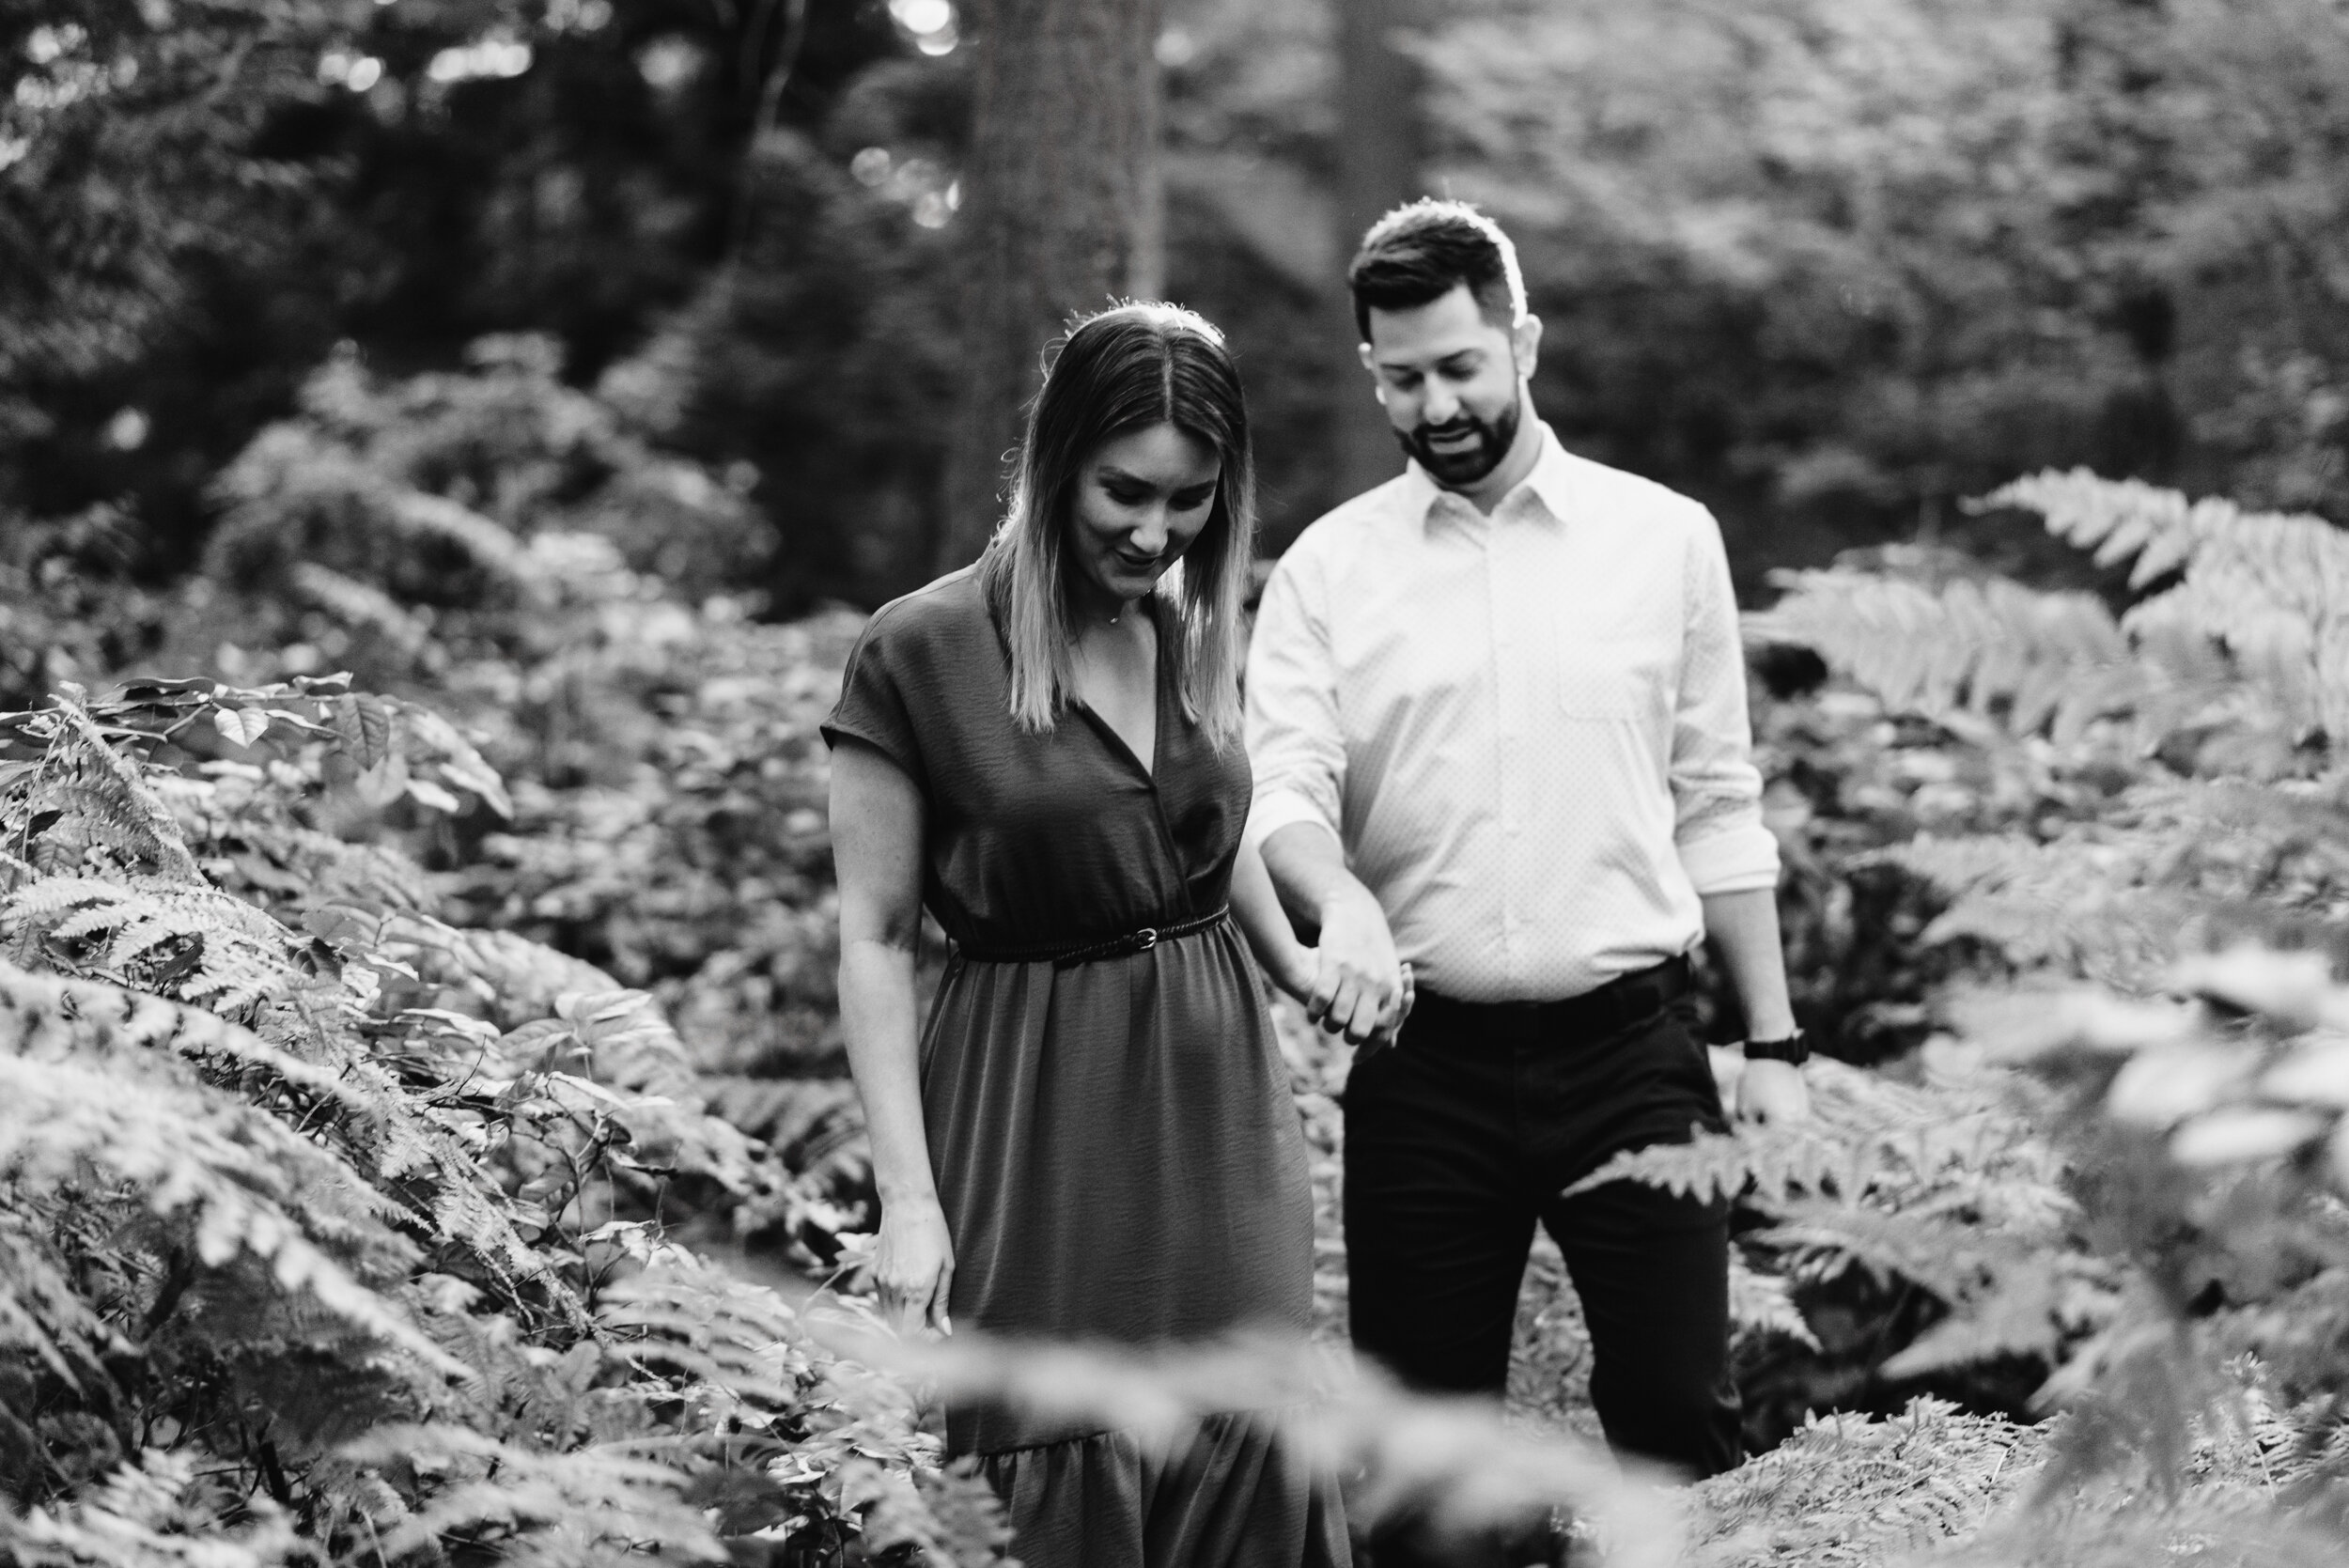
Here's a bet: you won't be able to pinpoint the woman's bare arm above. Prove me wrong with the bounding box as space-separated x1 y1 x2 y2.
1229 822 1313 1001
830 739 956 1332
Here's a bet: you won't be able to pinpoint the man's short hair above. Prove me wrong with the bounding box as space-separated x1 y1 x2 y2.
1347 198 1528 342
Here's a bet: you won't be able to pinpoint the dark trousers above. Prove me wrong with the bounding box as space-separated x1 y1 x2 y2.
1343 968 1742 1564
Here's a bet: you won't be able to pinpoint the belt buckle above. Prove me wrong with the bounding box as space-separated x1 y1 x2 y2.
1134 926 1159 953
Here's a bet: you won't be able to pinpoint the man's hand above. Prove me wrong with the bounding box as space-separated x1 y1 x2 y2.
1355 961 1417 1063
1306 882 1404 1045
1735 1057 1811 1126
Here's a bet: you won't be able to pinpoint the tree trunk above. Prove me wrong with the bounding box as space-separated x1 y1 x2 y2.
1330 0 1424 502
936 0 1165 570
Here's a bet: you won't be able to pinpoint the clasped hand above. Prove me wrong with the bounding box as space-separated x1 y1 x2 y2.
1297 885 1414 1056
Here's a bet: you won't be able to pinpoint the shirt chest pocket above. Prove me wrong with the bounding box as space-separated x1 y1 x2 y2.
1554 631 1676 723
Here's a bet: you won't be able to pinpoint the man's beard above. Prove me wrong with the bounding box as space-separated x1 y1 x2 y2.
1396 394 1522 488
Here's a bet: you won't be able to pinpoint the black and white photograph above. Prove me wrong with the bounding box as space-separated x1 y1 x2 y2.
7 2 2349 1565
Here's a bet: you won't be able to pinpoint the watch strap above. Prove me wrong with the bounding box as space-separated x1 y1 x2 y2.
1743 1030 1810 1065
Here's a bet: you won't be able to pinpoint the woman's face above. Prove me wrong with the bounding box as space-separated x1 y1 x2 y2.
1066 422 1221 614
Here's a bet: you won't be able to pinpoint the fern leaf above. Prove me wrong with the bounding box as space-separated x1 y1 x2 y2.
0 1451 306 1568
1567 1121 1861 1206
0 1051 459 1375
44 699 203 882
32 702 203 883
0 1214 123 1388
340 1423 725 1565
1728 1250 1820 1350
1985 468 2349 740
1933 1500 2349 1568
1979 468 2219 588
290 560 433 659
1688 1397 2042 1567
1747 570 2140 743
0 956 357 1110
599 1262 818 1413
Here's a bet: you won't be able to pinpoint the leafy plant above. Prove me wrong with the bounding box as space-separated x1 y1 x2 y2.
1646 469 2349 1558
0 672 1005 1564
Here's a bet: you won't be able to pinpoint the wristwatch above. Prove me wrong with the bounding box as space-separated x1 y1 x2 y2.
1742 1030 1810 1065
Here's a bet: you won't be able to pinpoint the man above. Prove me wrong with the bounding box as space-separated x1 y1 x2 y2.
1246 201 1810 1536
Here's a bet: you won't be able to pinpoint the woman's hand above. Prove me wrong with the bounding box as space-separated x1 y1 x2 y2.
874 1197 956 1337
1262 934 1318 1004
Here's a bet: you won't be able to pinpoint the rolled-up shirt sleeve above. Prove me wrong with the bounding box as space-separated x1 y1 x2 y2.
1243 551 1347 853
1671 511 1781 895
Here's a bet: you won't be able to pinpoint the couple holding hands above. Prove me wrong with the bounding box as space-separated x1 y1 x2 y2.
823 201 1811 1567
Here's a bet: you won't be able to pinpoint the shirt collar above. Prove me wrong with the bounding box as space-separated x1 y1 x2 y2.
1407 421 1576 531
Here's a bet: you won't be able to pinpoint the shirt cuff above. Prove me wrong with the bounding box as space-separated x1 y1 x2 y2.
1242 788 1338 858
1677 821 1781 895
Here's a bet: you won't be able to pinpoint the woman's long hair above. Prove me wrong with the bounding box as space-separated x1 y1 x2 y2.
978 303 1258 749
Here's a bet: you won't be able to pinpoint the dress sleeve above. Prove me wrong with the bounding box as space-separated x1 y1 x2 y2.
821 613 925 784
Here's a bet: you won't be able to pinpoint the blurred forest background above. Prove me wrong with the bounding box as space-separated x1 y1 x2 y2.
10 2 2349 1564
13 0 2349 613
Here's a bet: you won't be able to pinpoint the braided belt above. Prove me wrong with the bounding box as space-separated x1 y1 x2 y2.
956 907 1231 970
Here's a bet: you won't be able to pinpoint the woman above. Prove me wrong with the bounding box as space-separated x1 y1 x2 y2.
823 303 1382 1565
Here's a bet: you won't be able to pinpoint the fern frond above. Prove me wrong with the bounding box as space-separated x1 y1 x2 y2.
221 820 438 914
1987 467 2349 611
1980 468 2228 588
387 490 532 582
340 1423 725 1567
1872 832 2187 981
1572 1055 2051 1215
1985 467 2349 740
1879 1267 2071 1382
3 876 302 1008
599 1261 818 1414
499 988 695 1096
0 1451 305 1568
1746 570 2150 743
389 698 512 817
1567 1122 1852 1206
27 701 203 883
2206 1266 2349 1400
1932 1500 2349 1568
1728 1250 1820 1351
0 956 357 1110
0 1213 123 1388
1688 1397 2043 1568
289 560 432 660
2 952 579 1320
0 1051 459 1375
1761 1199 2035 1301
378 913 630 1028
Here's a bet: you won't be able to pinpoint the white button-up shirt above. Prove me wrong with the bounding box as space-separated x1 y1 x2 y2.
1245 424 1780 1003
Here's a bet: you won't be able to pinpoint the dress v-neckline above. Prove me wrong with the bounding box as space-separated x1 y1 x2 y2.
1071 601 1167 784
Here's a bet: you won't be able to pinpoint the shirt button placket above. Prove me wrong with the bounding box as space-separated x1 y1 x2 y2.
1488 526 1523 985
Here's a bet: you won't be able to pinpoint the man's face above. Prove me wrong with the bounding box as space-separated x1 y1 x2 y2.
1362 283 1529 489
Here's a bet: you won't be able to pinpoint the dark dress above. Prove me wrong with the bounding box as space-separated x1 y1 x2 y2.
821 567 1348 1567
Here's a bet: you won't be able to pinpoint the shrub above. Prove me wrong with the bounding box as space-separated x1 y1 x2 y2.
1632 470 2349 1558
0 675 1006 1564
